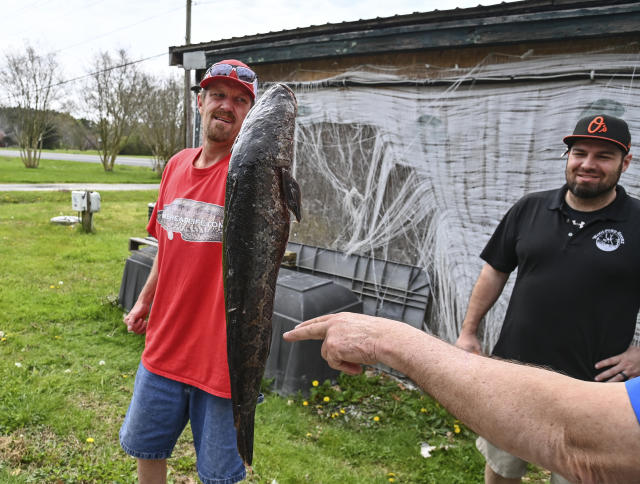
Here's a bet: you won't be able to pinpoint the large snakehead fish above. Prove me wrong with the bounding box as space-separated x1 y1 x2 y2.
222 83 301 467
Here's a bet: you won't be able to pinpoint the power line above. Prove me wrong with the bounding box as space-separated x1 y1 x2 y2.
5 2 184 64
0 51 169 106
4 0 55 20
55 51 168 87
5 0 106 37
49 4 185 56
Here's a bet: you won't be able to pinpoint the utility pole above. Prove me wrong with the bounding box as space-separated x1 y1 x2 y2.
184 0 193 148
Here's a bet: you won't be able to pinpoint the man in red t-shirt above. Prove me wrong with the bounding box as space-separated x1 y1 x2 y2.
120 59 257 484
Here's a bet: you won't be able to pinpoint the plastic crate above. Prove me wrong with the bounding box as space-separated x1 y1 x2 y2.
285 242 431 330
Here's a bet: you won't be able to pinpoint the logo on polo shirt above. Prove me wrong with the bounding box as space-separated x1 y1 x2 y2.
593 229 624 252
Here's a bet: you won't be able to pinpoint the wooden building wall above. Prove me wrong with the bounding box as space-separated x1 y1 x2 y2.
253 35 639 83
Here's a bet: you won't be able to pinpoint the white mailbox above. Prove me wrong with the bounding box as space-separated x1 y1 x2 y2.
90 192 101 212
71 191 101 213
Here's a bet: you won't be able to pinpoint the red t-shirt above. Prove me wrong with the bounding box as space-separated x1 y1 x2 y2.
142 147 232 398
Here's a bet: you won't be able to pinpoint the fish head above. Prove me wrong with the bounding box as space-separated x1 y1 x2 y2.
231 83 298 170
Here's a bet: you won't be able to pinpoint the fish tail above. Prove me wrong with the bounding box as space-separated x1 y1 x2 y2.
236 410 255 466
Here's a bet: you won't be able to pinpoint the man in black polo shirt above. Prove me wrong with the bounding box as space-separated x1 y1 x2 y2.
456 114 640 484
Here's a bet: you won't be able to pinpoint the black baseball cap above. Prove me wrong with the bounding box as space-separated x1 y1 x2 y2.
563 114 631 154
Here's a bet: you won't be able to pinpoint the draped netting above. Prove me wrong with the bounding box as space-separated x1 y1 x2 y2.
279 47 640 350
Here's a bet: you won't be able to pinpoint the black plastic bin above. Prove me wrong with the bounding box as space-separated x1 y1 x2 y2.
118 245 156 312
265 268 363 396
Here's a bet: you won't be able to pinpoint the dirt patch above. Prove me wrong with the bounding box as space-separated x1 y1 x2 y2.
0 433 28 465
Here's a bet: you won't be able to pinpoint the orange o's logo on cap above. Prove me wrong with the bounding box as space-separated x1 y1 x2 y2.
588 116 608 134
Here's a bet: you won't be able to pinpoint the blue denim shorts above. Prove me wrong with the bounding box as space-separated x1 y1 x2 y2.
119 362 246 484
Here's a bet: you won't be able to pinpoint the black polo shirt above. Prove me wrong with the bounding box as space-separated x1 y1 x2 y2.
482 185 640 381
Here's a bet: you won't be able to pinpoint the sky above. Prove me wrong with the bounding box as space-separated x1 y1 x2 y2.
3 0 516 85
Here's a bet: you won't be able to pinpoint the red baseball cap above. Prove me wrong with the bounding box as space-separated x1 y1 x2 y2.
199 59 257 100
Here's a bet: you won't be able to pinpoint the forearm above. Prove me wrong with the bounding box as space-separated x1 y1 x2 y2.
136 255 159 306
379 324 640 483
285 312 640 482
461 264 509 334
123 255 159 333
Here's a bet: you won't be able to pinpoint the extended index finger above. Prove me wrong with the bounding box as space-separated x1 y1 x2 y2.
283 319 331 342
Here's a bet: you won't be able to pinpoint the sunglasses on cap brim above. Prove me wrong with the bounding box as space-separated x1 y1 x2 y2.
206 63 256 83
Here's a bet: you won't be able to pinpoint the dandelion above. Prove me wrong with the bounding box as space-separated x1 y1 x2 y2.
387 473 396 477
454 424 461 434
64 369 71 373
340 409 345 414
388 479 395 483
373 416 380 422
302 401 309 406
98 360 106 366
49 285 56 289
58 281 64 285
14 362 22 368
306 433 312 437
312 380 319 387
331 413 338 419
420 408 427 413
54 335 61 339
323 396 330 403
86 437 95 443
122 374 129 378
1 337 6 342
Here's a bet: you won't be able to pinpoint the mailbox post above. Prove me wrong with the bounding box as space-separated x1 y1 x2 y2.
71 190 101 233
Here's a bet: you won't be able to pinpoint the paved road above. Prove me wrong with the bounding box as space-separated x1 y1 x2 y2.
0 149 154 167
0 150 158 191
0 183 159 192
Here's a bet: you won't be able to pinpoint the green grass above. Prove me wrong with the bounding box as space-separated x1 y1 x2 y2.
0 156 160 184
0 190 551 483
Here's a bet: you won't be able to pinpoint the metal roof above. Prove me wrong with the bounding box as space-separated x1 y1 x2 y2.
169 0 640 67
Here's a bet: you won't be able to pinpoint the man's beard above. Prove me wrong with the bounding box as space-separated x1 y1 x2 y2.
566 162 622 199
205 123 231 143
204 112 235 143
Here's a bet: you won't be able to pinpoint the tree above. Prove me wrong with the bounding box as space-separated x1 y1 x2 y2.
84 49 148 172
0 45 60 168
55 115 99 151
139 76 185 174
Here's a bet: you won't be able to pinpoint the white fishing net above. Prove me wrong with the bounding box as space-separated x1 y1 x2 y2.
282 47 640 350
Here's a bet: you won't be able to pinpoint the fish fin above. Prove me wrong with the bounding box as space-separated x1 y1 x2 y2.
224 176 239 259
281 168 302 222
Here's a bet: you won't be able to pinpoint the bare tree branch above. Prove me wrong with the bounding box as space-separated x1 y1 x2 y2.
139 76 185 174
84 49 148 172
0 44 61 168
